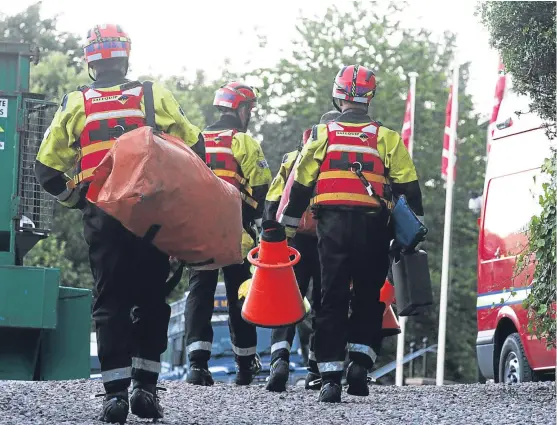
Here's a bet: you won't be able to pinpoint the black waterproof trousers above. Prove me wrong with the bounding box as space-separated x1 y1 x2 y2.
83 203 171 394
184 261 257 369
314 208 391 385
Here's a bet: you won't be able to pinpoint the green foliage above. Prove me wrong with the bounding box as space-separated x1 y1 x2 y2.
479 1 556 128
24 233 93 288
31 52 89 101
516 148 557 348
0 2 83 67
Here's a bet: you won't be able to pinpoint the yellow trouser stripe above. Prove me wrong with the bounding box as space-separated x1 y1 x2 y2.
317 171 386 184
81 141 114 156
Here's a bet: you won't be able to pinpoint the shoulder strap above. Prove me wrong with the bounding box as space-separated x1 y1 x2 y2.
120 80 142 91
142 81 156 129
165 262 186 297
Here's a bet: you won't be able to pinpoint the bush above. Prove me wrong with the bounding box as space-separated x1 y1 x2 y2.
516 149 556 348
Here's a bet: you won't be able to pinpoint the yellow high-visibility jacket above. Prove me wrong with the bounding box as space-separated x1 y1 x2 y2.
35 79 204 208
278 110 424 236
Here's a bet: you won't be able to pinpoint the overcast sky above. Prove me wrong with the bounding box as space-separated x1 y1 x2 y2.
2 0 500 117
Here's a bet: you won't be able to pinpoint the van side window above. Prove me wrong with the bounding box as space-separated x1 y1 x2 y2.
481 168 543 260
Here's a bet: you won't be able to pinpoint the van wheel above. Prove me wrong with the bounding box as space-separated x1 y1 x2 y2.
498 333 534 384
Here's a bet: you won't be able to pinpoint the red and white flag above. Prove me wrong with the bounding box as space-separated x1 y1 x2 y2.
487 58 507 155
401 88 412 152
441 85 457 180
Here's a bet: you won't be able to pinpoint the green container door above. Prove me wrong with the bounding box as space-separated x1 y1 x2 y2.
39 287 92 380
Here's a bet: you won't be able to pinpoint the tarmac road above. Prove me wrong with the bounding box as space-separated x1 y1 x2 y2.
0 379 554 425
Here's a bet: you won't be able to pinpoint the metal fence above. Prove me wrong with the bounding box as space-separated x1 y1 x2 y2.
17 98 58 234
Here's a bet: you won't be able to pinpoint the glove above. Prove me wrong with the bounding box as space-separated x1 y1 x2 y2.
285 226 296 240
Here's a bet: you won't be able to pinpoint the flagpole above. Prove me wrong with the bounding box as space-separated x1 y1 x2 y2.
436 59 459 386
407 72 418 157
395 71 418 387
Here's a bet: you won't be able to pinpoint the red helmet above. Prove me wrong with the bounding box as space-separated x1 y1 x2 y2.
84 24 131 64
213 81 259 110
332 65 376 110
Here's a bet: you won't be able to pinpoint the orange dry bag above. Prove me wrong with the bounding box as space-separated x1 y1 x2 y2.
86 126 243 271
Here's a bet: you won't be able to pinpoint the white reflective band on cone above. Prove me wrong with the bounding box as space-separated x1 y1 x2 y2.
271 341 291 353
132 357 161 373
102 366 132 383
318 361 345 373
308 351 316 361
186 341 212 353
231 344 257 356
347 343 377 363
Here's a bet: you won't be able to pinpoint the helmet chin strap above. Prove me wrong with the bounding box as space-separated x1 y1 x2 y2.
88 64 97 82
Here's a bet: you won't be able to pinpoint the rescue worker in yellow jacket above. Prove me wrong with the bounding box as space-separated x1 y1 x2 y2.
35 24 205 424
264 110 340 393
184 82 272 387
278 64 424 403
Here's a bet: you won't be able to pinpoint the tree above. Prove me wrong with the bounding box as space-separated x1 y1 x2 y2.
480 1 557 348
31 52 89 101
248 0 487 382
0 2 83 67
24 234 93 289
479 1 556 127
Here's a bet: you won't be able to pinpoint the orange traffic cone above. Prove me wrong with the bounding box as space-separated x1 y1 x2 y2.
242 220 306 327
380 280 401 337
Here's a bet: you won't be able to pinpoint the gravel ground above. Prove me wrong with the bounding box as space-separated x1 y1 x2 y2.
0 379 554 425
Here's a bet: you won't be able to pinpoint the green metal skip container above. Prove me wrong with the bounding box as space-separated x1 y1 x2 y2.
0 42 92 381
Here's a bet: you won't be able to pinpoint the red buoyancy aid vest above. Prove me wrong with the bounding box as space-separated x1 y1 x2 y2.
203 128 258 209
74 83 146 185
311 121 392 209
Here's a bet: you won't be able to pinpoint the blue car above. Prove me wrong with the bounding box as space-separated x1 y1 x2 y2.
160 287 309 387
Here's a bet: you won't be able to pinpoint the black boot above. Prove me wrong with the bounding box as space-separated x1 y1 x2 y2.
130 381 165 420
97 390 129 424
185 365 214 386
266 359 290 392
346 361 369 396
235 354 262 385
305 370 322 390
318 381 342 403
